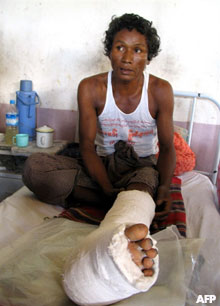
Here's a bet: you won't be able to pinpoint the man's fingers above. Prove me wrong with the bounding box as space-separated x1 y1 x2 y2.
155 198 172 220
156 198 164 206
156 185 171 203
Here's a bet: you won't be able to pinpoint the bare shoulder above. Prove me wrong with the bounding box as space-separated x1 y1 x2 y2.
149 74 174 102
148 74 174 117
78 72 108 109
78 73 107 96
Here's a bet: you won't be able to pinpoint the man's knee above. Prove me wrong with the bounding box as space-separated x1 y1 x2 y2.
22 153 78 206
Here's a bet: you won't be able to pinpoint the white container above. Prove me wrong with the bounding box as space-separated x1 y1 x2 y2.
36 125 54 148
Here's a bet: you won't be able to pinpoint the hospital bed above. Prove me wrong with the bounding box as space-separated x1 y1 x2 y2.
0 91 219 306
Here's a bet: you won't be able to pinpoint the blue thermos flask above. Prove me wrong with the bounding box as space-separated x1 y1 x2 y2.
16 80 40 140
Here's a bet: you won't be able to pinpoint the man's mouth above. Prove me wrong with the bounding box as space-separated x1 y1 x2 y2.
120 68 133 74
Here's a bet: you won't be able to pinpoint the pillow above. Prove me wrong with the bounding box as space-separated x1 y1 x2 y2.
173 132 196 176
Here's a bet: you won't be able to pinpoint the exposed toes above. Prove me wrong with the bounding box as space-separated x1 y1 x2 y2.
125 224 148 241
138 238 153 250
125 224 157 277
144 248 158 258
143 268 154 277
142 257 154 269
127 242 144 268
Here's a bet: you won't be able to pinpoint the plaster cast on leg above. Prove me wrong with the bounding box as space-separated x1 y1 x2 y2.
63 190 159 306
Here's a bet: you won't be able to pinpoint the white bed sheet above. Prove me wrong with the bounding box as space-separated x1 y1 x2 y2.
0 186 63 248
179 171 220 305
0 171 219 305
180 171 220 238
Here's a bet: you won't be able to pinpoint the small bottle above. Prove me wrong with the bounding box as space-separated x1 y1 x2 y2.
5 99 19 145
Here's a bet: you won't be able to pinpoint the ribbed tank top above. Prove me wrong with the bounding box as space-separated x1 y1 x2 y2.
95 71 158 157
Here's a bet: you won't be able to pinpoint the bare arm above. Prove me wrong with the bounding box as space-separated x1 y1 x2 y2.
78 78 115 197
155 81 176 207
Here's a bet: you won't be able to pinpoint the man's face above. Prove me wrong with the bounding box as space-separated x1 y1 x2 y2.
109 28 149 81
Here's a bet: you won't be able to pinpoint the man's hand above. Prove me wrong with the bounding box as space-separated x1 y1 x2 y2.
103 187 125 199
154 185 172 220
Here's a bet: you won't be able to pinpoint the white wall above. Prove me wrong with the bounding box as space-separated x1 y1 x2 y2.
0 0 220 124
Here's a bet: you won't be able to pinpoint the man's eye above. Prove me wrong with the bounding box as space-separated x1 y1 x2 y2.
135 48 141 53
116 46 124 51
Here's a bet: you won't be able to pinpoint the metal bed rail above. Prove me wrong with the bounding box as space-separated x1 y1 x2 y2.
173 91 220 184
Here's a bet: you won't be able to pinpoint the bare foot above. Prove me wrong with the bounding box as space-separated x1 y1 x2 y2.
125 223 158 276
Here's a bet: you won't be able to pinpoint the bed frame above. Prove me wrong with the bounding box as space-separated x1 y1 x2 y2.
174 90 220 185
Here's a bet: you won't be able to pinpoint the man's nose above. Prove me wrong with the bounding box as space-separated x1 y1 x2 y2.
122 49 133 63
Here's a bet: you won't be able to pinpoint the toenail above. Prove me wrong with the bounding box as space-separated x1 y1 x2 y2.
145 248 158 258
138 238 153 250
142 257 154 269
143 268 154 277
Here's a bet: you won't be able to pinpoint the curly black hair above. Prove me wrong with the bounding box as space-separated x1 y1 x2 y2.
103 13 160 61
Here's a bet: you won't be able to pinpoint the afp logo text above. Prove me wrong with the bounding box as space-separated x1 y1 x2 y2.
196 295 216 304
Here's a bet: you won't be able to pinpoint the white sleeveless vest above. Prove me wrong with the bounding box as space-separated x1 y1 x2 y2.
95 71 158 157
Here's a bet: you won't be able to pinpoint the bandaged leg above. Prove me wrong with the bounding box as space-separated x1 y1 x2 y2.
63 190 159 306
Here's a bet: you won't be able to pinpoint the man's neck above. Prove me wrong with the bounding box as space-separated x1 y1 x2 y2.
112 72 144 96
111 71 144 97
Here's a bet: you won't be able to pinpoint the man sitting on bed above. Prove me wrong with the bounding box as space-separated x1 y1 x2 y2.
23 13 175 294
